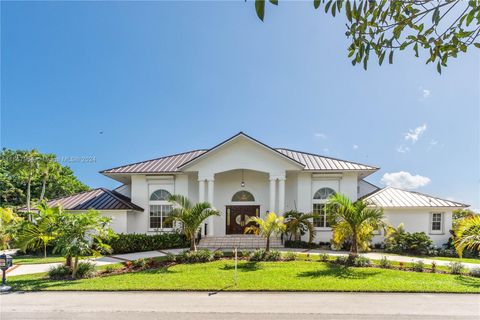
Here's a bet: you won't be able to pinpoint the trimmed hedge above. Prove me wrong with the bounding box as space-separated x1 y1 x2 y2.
106 233 189 254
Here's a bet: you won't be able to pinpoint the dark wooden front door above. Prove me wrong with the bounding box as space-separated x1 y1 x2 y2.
226 205 260 234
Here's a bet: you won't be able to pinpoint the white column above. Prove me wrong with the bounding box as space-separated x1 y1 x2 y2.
269 177 276 213
278 177 285 215
198 179 206 236
207 178 214 236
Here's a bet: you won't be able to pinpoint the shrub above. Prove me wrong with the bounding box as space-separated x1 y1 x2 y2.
353 256 371 267
335 256 349 265
385 230 433 255
431 261 437 273
165 253 176 262
178 249 213 263
250 249 266 262
469 268 480 278
283 251 297 261
411 260 425 272
48 265 71 279
265 250 282 261
104 265 117 274
448 262 464 275
379 256 391 268
105 233 189 254
214 251 224 260
284 240 318 249
319 253 330 262
240 250 251 259
398 261 405 270
131 258 148 269
75 262 96 278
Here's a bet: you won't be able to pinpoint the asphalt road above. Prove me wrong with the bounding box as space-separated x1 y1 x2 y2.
0 291 479 320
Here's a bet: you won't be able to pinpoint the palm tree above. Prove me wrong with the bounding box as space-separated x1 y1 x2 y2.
244 212 286 252
327 193 384 259
454 215 480 258
284 210 318 242
168 195 219 252
17 201 60 258
38 154 59 201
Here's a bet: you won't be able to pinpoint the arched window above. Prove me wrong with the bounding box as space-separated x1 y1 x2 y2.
150 189 171 201
313 187 336 228
313 187 336 200
232 190 255 202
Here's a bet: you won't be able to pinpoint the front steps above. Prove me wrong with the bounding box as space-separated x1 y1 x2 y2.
197 235 283 250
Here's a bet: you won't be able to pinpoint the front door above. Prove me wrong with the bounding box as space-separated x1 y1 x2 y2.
226 205 260 234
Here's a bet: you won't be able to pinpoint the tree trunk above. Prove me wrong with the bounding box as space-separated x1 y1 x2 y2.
72 256 79 278
190 235 197 252
266 236 270 253
65 255 72 267
43 242 47 259
40 176 47 201
348 231 358 263
26 175 32 213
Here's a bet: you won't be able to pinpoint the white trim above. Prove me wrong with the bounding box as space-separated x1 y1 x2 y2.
429 212 445 235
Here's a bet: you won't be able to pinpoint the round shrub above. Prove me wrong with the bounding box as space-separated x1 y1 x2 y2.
75 262 96 279
48 265 71 280
353 256 371 267
214 251 224 260
379 256 391 268
469 268 480 278
178 249 213 263
283 251 298 261
448 262 464 275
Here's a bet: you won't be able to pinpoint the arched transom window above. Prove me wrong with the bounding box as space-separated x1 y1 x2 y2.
313 187 336 228
232 190 255 202
149 189 173 230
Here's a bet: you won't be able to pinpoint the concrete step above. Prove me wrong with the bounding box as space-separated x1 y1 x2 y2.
198 235 283 250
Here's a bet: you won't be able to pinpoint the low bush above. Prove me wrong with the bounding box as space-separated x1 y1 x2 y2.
284 240 318 249
105 233 189 254
165 253 176 262
48 265 71 280
335 256 349 265
353 256 371 267
248 249 282 262
250 249 265 261
384 228 433 255
319 253 330 262
177 249 214 264
283 251 298 261
448 262 464 275
75 262 96 278
431 261 437 273
104 265 117 274
213 251 224 260
469 268 480 278
131 258 148 269
240 250 251 258
379 256 391 268
411 260 425 272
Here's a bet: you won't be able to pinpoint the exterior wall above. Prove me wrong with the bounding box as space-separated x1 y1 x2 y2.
130 175 149 233
114 184 131 198
99 210 129 234
285 172 298 212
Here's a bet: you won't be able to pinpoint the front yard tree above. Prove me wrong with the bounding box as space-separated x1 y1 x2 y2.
253 0 480 73
0 207 22 250
327 193 384 259
284 210 318 242
454 215 480 258
244 212 286 252
54 209 114 278
168 195 220 252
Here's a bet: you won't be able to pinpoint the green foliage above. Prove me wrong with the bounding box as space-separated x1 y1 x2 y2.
48 262 96 279
0 149 89 208
249 249 282 261
384 224 433 255
213 250 224 260
168 194 219 251
453 209 478 228
353 256 372 267
244 212 286 252
0 207 22 250
379 256 391 268
319 253 330 262
448 262 464 275
411 260 425 272
469 268 480 278
105 233 188 254
454 215 480 258
335 255 349 265
241 250 252 258
284 210 318 242
253 0 480 73
327 193 384 256
283 251 298 261
177 249 214 263
131 258 149 269
284 240 320 249
165 253 177 262
75 262 96 278
48 264 71 280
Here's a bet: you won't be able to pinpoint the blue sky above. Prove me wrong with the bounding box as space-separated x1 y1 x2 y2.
1 1 479 209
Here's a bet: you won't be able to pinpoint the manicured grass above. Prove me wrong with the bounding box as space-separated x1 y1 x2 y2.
8 260 480 293
13 255 97 265
382 253 480 265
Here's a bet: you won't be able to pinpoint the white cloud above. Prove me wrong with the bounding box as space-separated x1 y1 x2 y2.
381 171 431 190
314 133 327 139
422 89 431 99
405 124 427 143
396 146 410 153
353 144 359 150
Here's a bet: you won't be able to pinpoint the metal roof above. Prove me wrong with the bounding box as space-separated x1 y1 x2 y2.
364 187 468 208
101 148 377 174
45 188 144 211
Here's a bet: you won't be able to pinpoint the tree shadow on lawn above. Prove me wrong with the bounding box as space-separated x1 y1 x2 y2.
455 275 480 289
297 264 380 280
220 262 261 272
10 277 81 291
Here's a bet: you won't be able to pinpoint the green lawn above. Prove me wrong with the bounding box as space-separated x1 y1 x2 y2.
8 260 480 293
13 255 96 265
381 253 480 265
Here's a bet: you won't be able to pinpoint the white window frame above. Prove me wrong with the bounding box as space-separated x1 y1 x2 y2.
149 188 174 232
429 212 444 235
312 187 336 230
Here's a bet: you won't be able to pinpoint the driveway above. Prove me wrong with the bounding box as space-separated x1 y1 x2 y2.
0 291 478 319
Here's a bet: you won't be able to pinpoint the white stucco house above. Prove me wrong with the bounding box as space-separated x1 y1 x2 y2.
46 132 468 247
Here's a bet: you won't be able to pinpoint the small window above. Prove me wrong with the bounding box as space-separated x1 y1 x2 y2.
150 204 173 229
232 190 255 202
313 187 336 200
431 212 443 233
150 189 171 201
313 203 330 228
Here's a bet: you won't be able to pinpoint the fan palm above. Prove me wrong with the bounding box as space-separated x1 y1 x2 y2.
244 212 286 252
168 195 219 252
454 215 480 258
327 193 384 258
284 210 318 242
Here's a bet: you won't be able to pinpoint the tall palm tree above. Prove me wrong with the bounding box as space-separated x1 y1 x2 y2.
38 154 59 201
168 195 219 252
454 215 480 258
327 193 384 258
284 210 318 242
244 212 286 252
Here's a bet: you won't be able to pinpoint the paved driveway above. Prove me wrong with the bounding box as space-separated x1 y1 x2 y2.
0 291 478 319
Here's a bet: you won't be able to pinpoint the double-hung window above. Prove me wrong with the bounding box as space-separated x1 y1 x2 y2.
149 189 173 230
430 212 444 234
